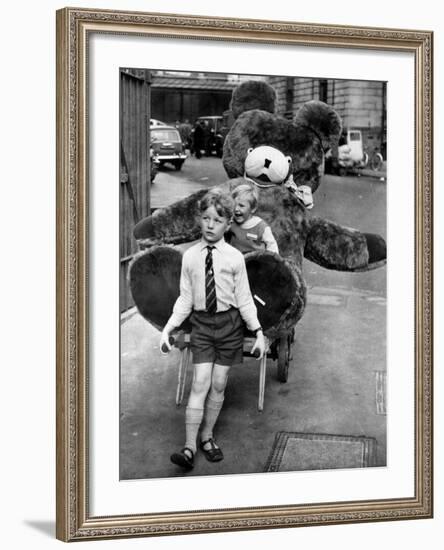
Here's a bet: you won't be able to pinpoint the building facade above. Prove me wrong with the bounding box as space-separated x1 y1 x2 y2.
267 76 387 158
150 71 263 125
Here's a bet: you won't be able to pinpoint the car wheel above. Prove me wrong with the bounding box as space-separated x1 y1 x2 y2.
324 157 332 174
174 161 184 171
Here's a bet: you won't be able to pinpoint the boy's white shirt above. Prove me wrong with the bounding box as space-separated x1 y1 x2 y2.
236 215 279 253
166 237 261 331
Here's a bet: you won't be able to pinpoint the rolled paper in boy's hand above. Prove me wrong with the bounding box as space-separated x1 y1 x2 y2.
254 294 266 306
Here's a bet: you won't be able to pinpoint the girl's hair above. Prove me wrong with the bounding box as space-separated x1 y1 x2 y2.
232 183 258 211
198 188 234 220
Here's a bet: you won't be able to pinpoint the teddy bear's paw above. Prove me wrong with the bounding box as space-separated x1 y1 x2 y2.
363 232 387 267
304 218 386 272
129 246 188 331
245 251 306 332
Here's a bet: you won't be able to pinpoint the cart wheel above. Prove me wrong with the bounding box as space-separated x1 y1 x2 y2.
277 334 292 383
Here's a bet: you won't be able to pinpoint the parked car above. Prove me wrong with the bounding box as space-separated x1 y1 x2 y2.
195 115 225 157
149 126 187 170
150 118 167 128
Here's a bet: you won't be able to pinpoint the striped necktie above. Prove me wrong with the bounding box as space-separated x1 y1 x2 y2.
205 246 217 314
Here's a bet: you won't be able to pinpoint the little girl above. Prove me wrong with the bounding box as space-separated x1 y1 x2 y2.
228 183 279 254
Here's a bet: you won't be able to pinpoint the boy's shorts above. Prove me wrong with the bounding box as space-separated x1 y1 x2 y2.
189 308 244 367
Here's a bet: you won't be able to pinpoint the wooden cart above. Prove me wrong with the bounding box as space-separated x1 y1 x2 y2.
130 246 301 410
172 327 295 412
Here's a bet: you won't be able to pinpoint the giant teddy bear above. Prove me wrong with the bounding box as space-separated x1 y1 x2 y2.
129 80 386 344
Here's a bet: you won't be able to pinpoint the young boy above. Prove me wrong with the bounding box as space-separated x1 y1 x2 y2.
228 183 279 254
160 189 265 470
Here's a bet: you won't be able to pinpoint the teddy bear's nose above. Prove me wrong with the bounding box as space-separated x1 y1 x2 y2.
264 158 271 168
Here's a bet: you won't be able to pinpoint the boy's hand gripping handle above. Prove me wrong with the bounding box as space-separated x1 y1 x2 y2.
161 336 175 354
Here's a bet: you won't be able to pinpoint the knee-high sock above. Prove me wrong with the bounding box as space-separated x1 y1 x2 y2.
200 396 224 443
185 407 204 453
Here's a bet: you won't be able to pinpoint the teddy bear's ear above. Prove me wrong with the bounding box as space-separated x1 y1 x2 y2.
247 147 254 154
295 100 342 152
285 156 292 164
230 80 276 119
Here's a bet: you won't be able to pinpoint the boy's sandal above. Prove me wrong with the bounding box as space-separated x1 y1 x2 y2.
200 438 224 462
170 447 194 469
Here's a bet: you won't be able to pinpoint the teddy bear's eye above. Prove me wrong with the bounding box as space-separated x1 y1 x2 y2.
264 158 271 168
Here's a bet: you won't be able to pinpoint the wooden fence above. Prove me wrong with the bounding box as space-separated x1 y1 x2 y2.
120 69 151 312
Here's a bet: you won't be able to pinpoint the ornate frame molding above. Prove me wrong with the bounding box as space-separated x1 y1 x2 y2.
56 7 433 542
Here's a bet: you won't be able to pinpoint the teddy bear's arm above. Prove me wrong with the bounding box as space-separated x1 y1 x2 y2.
304 217 386 271
133 182 233 245
133 189 207 245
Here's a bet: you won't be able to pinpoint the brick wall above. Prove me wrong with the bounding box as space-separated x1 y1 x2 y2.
338 81 384 128
293 78 317 113
268 76 287 114
268 76 317 119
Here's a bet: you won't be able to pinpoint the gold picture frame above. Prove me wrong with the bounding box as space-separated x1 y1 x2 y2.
56 7 433 542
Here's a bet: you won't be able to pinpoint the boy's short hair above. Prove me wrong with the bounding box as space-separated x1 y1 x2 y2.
198 188 234 220
232 183 259 211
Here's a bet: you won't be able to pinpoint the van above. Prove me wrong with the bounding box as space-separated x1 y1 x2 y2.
325 128 367 175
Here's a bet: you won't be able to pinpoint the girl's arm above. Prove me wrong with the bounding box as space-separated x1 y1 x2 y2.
262 226 279 253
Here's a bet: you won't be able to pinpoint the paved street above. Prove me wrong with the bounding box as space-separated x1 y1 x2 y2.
121 157 387 480
150 152 227 209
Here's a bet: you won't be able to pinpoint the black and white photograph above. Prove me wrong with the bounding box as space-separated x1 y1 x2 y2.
119 68 387 480
1 0 439 547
